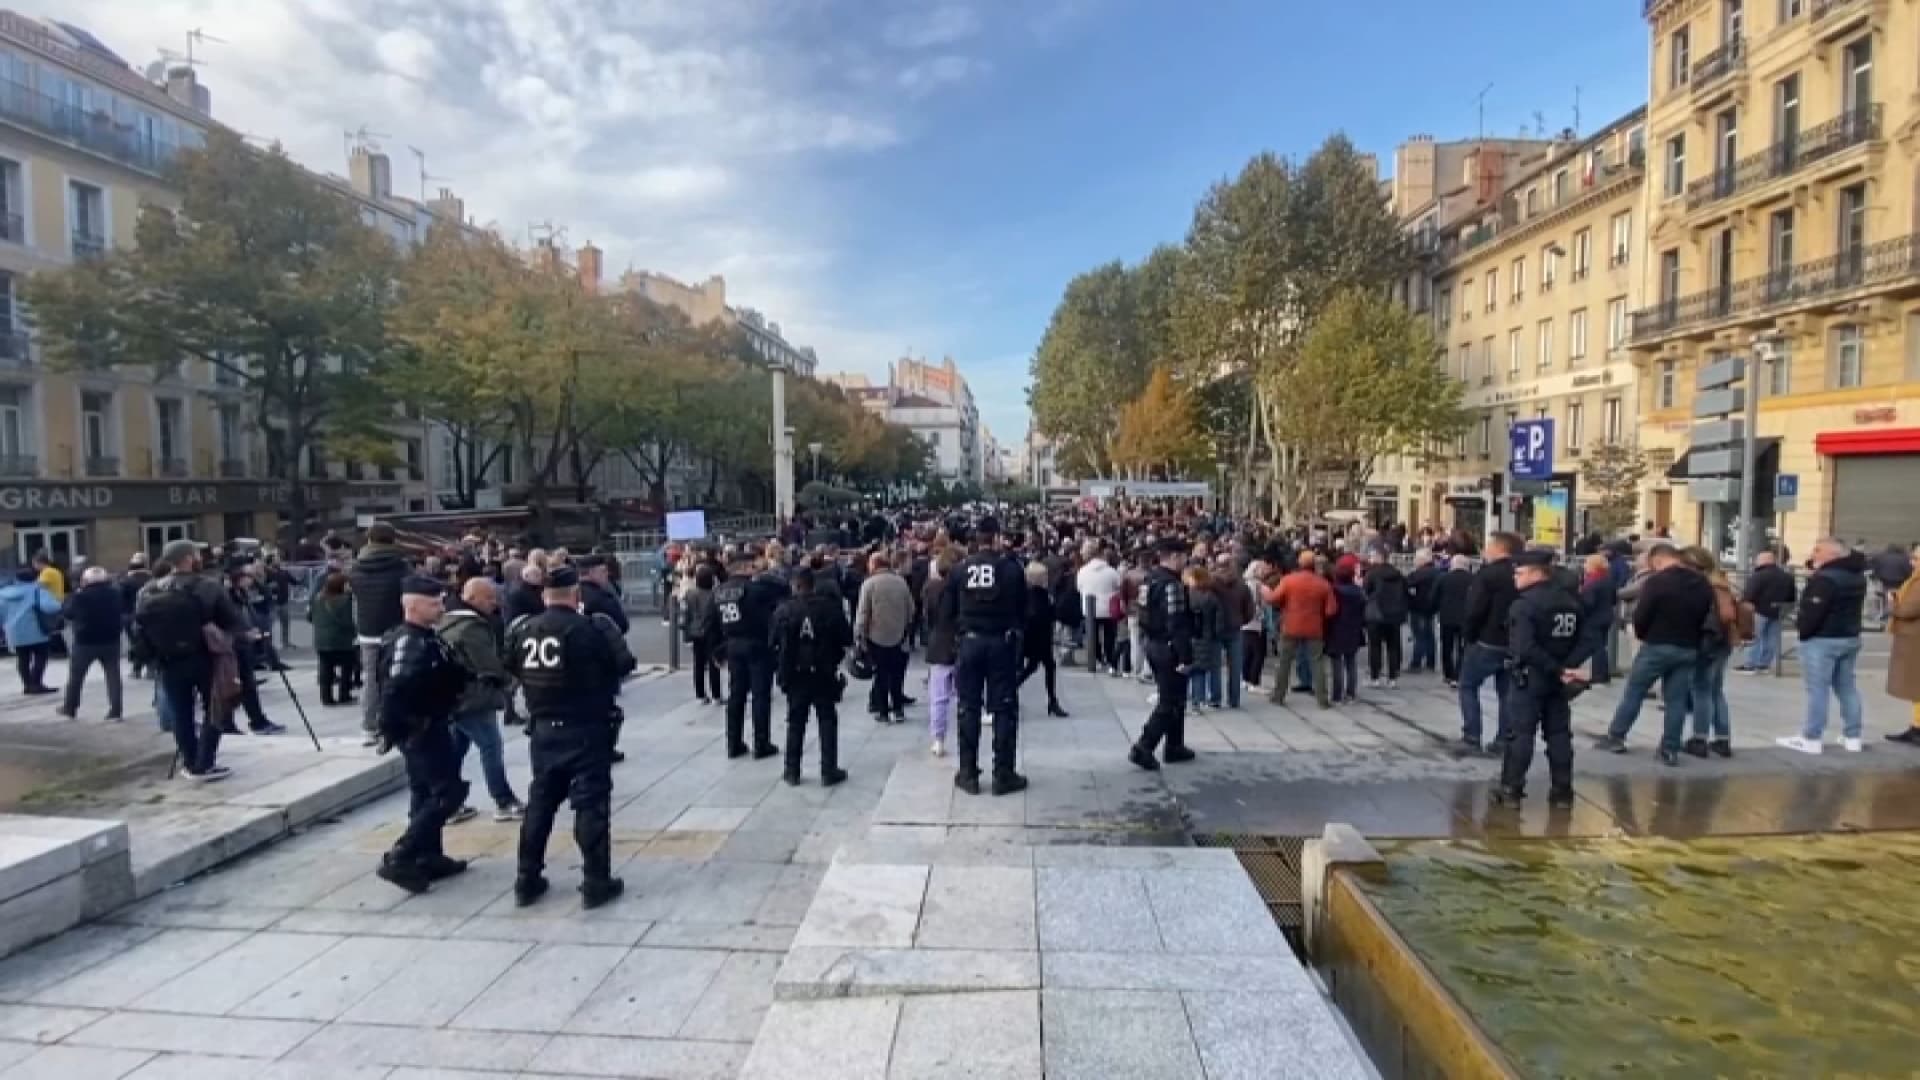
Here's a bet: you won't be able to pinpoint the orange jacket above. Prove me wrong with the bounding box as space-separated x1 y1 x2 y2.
1266 570 1336 640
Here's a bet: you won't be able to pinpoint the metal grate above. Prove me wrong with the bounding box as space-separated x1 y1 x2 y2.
1195 833 1312 956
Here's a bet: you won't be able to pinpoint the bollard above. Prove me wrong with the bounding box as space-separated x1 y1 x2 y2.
666 592 681 672
1085 595 1100 673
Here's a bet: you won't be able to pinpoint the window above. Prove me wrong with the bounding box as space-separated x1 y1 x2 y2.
1541 244 1559 289
0 386 27 458
80 391 112 461
1607 297 1628 351
1454 432 1467 460
141 522 193 560
1569 309 1589 364
1525 187 1539 216
1508 329 1523 376
1477 415 1492 457
217 405 243 467
1778 0 1803 20
67 180 105 258
0 270 13 337
155 398 183 472
1566 402 1585 450
1767 208 1795 300
1660 249 1682 303
1462 279 1473 320
1768 341 1793 396
1832 325 1863 388
1774 74 1800 165
1485 271 1498 313
1657 360 1677 408
1457 343 1471 381
305 444 325 479
405 438 423 481
1714 107 1738 183
1843 36 1872 116
1537 319 1555 370
1535 404 1550 421
1552 168 1569 205
1664 134 1686 198
1572 228 1592 280
1837 183 1866 276
0 158 20 244
1724 0 1744 43
1610 211 1632 266
1437 288 1453 328
1480 337 1495 382
1511 257 1526 300
1602 397 1623 442
1669 27 1692 91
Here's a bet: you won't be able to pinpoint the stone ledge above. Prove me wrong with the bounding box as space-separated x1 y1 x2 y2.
0 817 133 962
774 946 1039 1001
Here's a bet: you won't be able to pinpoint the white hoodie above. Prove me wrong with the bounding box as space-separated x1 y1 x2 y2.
1076 558 1123 620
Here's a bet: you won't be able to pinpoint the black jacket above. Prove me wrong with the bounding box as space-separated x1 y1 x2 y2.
64 581 125 646
922 576 958 666
1797 551 1867 640
1741 563 1797 620
1405 564 1440 616
1579 574 1617 632
377 622 466 743
508 605 626 726
1434 568 1474 628
1463 559 1519 648
1630 566 1715 649
503 580 544 623
1362 563 1409 625
1509 580 1591 677
582 580 629 634
117 570 151 617
349 543 408 638
1872 548 1913 590
774 593 853 686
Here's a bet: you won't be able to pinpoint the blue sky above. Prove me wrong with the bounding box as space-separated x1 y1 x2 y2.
74 0 1649 445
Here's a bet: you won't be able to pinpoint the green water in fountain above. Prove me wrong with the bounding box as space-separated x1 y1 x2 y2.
1361 833 1920 1078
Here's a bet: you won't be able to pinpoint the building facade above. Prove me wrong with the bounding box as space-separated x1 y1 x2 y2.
1632 0 1920 555
831 358 984 484
1426 111 1650 542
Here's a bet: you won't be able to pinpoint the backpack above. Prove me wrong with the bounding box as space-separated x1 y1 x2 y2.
137 582 207 663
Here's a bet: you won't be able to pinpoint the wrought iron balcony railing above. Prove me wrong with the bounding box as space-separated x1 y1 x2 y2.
0 453 37 477
1685 105 1882 211
0 78 182 176
219 457 248 478
1629 232 1920 342
85 455 119 478
1691 37 1746 90
158 456 189 478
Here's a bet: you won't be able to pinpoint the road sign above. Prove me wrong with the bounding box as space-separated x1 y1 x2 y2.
1509 419 1555 481
1775 473 1799 513
1693 387 1745 418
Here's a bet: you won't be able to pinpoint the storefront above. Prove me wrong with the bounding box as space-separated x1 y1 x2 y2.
1665 439 1781 557
1818 427 1920 550
1445 478 1492 541
1509 474 1579 551
0 481 290 570
1362 486 1401 529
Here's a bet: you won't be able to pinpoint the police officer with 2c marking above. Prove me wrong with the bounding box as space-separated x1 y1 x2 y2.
941 516 1029 797
506 564 635 909
1493 549 1593 809
773 565 852 788
1130 537 1197 772
714 547 788 760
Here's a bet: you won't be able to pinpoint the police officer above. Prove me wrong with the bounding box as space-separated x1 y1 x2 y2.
507 565 631 908
578 555 630 634
1494 549 1593 808
1130 537 1197 772
714 547 788 759
942 516 1028 796
773 566 852 787
375 576 470 894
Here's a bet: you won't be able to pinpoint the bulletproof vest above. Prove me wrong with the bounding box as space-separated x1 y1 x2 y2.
1530 588 1584 663
1142 568 1179 638
785 598 836 674
956 553 1015 630
714 575 766 641
509 609 583 693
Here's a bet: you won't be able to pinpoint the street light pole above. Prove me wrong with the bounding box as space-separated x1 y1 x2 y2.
808 441 823 486
771 362 794 523
1735 335 1776 572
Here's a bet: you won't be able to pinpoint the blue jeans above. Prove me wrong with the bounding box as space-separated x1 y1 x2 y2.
451 707 518 806
1457 644 1511 744
1605 643 1697 752
1744 614 1782 670
1187 666 1219 707
1799 636 1863 740
1224 634 1244 708
1294 643 1313 688
1408 612 1436 671
1689 649 1731 740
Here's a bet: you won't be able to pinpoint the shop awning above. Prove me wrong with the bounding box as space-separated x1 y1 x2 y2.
1666 437 1781 480
1815 427 1920 456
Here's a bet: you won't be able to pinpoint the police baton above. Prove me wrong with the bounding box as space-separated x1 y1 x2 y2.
274 666 325 752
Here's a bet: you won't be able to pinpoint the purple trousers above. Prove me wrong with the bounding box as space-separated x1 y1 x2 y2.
928 664 956 742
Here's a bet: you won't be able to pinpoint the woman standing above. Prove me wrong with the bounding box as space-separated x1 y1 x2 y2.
1017 561 1069 718
308 572 358 707
923 552 959 755
1325 563 1368 704
1579 553 1618 685
1682 546 1740 758
1183 564 1222 715
680 564 723 704
1883 546 1920 746
1240 560 1270 693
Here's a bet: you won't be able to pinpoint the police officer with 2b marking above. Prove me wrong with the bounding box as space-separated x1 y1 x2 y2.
715 546 787 760
1130 537 1197 772
1493 549 1593 809
943 516 1029 796
506 564 632 909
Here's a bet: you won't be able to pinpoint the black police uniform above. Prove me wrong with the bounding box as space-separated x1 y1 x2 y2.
1134 558 1194 766
506 571 632 905
714 567 788 757
773 588 853 784
376 580 469 893
580 559 630 635
1498 554 1593 802
943 534 1027 793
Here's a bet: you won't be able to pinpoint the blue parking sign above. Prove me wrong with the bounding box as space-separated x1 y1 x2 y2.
1509 419 1555 480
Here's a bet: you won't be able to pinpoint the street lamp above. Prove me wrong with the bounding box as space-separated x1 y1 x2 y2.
808 441 823 485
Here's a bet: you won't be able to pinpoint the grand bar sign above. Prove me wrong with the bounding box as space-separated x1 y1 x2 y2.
0 481 345 520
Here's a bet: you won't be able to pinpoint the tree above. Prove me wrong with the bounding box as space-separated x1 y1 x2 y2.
1269 289 1468 513
1027 255 1171 477
1113 367 1208 479
1581 440 1649 535
25 129 401 536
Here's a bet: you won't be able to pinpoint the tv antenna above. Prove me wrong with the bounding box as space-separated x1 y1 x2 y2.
408 146 453 202
343 124 392 160
1572 85 1582 136
1474 83 1494 141
186 28 226 65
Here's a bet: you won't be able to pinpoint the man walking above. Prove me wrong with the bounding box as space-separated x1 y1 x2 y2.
854 551 914 723
135 540 248 782
1737 550 1797 673
1457 533 1522 756
1266 551 1336 708
1778 538 1869 754
374 577 470 893
58 566 124 720
438 578 524 822
1594 543 1713 765
775 567 852 787
351 523 409 745
1131 537 1197 770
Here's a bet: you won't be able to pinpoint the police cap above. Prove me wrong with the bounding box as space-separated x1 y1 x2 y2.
975 516 1001 537
402 575 445 597
1154 537 1189 557
576 553 607 571
546 564 581 588
1513 549 1556 569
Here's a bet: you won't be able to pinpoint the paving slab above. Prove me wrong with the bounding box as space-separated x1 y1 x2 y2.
60 1011 319 1058
740 996 900 1080
534 1034 749 1079
1143 868 1291 955
1041 989 1205 1080
791 863 928 950
0 1044 157 1080
0 1003 105 1044
128 930 342 1016
232 935 431 1021
677 950 782 1042
337 937 531 1027
1036 867 1158 952
914 865 1035 950
563 946 727 1037
450 942 627 1033
282 1022 550 1073
1183 989 1372 1080
1042 951 1315 994
28 928 248 1010
889 990 1042 1080
776 946 1039 1000
0 925 162 1003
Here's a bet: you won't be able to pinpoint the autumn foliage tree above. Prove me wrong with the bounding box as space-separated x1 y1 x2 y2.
1113 367 1208 480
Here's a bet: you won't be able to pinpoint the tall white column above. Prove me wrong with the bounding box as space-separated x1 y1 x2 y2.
771 365 794 521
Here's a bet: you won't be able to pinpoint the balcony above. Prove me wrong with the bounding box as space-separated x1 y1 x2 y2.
0 212 21 244
157 456 189 478
0 453 35 478
0 330 29 369
1813 0 1869 22
0 79 182 176
1629 231 1920 343
1685 105 1882 212
219 458 248 478
71 231 106 261
84 455 119 478
1690 37 1746 93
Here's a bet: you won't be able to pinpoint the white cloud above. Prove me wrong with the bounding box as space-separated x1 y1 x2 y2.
882 4 980 49
898 54 988 96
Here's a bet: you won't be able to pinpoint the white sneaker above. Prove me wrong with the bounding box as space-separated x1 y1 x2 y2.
1386 679 1398 690
1367 677 1381 688
984 713 995 727
1145 693 1159 707
931 740 946 757
1844 737 1864 753
1775 735 1823 755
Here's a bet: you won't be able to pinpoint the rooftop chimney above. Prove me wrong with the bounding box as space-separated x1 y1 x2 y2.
348 146 392 201
163 64 211 115
577 243 603 294
426 186 465 224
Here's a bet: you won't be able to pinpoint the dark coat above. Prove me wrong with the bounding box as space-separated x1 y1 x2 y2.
1580 574 1617 633
1362 563 1409 625
308 592 357 652
1741 563 1798 620
923 576 958 666
1188 587 1224 668
1405 563 1440 616
503 580 544 623
1326 582 1368 656
1798 551 1868 640
348 542 408 638
1434 568 1474 628
64 581 125 646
